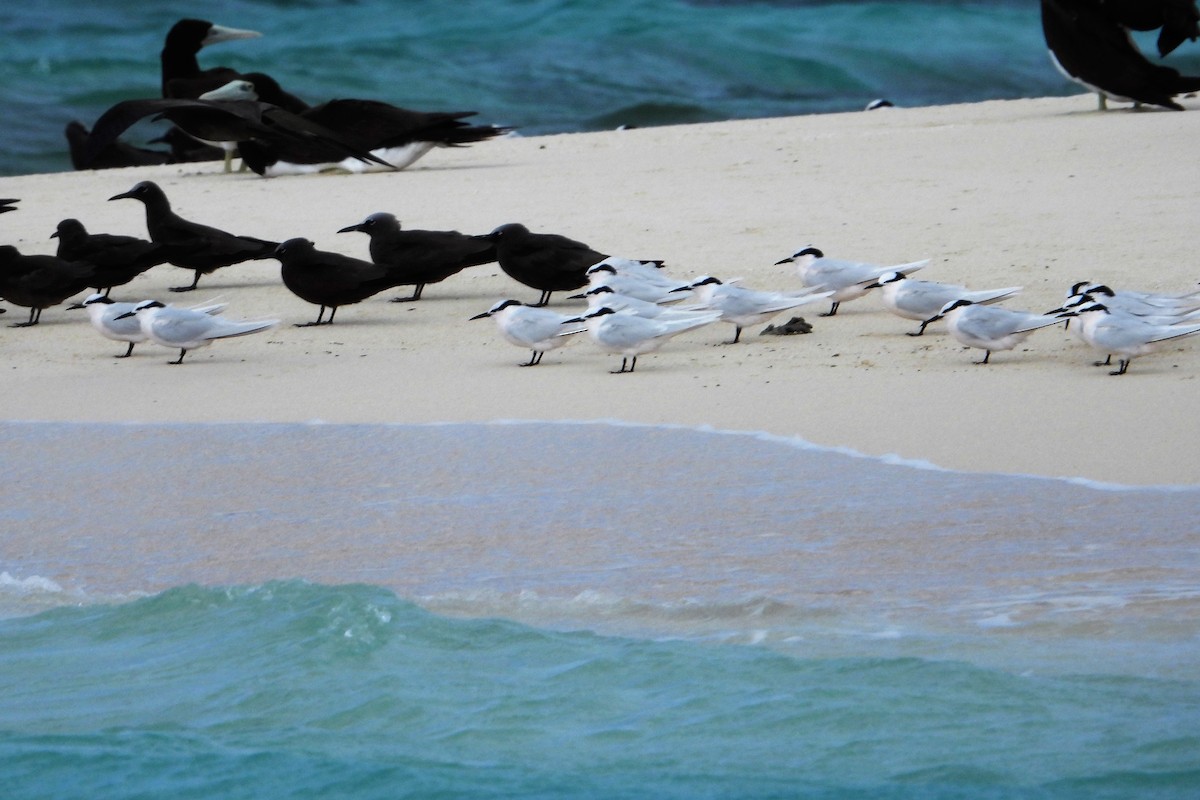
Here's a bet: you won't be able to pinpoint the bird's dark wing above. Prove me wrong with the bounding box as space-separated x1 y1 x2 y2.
79 98 254 167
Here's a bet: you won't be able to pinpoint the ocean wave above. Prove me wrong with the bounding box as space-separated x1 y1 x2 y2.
1 580 1197 799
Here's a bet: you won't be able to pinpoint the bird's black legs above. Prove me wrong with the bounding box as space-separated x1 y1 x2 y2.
170 270 202 293
390 284 426 303
907 319 930 337
169 348 188 365
610 355 637 374
819 301 840 317
1110 359 1130 376
520 350 545 367
117 342 135 358
296 305 336 327
10 308 41 327
974 350 992 365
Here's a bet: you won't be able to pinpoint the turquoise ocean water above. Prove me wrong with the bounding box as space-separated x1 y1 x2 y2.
4 0 1200 177
1 420 1198 798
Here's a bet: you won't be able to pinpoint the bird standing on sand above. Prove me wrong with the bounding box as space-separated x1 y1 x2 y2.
69 293 228 358
1058 300 1200 374
478 223 610 306
338 212 497 301
923 299 1063 365
109 181 278 292
0 245 95 327
677 276 832 343
1040 0 1200 110
51 218 171 296
865 272 1023 336
115 299 278 364
470 299 586 366
775 246 928 316
273 237 412 326
565 306 721 373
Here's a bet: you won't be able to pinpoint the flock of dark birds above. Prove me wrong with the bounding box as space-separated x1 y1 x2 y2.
66 18 509 176
3 7 1200 371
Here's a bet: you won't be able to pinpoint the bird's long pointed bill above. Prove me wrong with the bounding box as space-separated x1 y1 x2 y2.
203 25 262 46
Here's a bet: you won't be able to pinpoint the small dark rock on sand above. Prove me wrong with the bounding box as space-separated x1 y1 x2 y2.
760 316 813 336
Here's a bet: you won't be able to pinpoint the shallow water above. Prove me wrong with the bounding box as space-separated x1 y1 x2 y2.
2 420 1198 797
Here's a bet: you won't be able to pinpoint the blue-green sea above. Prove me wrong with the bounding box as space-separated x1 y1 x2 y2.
1 420 1198 798
4 0 1200 176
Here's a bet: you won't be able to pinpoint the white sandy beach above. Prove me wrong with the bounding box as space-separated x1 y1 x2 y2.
2 94 1198 486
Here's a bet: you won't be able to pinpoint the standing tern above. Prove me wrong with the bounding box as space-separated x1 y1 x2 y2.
866 271 1023 336
470 299 585 366
677 276 832 343
115 299 277 364
774 246 928 316
70 293 227 358
1058 301 1200 375
924 299 1062 365
565 306 720 373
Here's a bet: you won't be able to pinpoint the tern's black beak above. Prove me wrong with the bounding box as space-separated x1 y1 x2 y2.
108 190 134 201
469 312 491 321
336 223 364 234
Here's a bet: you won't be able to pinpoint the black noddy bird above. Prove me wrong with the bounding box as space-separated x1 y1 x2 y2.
1041 0 1200 110
337 212 497 302
108 181 278 292
51 218 171 296
273 237 413 326
475 223 608 307
0 245 96 327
